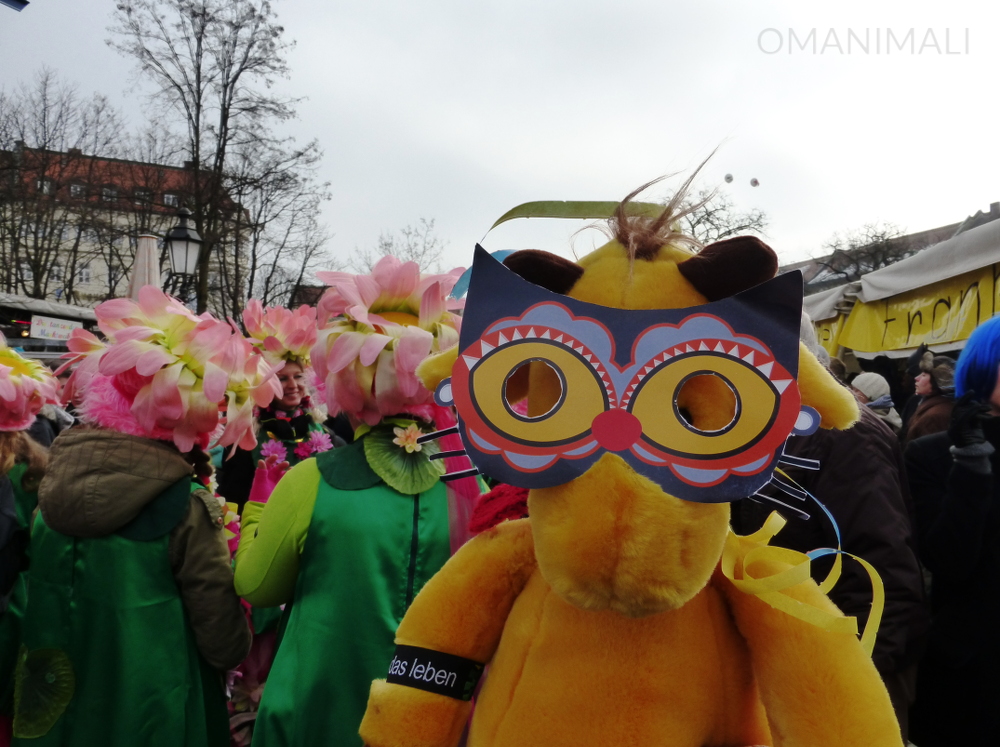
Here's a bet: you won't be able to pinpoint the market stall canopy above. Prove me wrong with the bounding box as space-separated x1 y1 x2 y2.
803 284 852 322
858 219 1000 303
0 293 96 323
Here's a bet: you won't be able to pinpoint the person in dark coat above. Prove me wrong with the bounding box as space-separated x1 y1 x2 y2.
733 404 929 740
902 351 955 446
905 316 1000 747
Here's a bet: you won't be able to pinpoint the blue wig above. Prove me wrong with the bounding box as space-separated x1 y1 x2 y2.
955 315 1000 400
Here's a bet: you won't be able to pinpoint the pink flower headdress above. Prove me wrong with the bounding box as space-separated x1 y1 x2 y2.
63 286 282 452
0 334 59 432
242 299 317 366
312 255 465 426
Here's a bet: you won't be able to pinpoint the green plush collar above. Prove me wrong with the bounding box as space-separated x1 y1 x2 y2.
315 439 381 491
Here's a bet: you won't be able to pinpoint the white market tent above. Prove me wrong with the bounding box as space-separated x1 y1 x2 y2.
803 218 1000 358
857 218 1000 303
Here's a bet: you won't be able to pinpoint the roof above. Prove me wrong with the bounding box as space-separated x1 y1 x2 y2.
858 217 1000 303
0 293 96 322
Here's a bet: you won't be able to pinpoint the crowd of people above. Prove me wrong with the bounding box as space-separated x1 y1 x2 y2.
0 251 997 746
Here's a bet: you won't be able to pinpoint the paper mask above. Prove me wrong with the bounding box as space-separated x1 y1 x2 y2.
434 246 816 503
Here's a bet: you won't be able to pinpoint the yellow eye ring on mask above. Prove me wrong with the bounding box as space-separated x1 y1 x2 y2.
629 352 779 459
470 340 609 446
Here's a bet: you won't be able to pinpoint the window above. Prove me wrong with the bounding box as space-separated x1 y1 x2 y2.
50 263 63 282
19 262 33 283
76 263 91 285
101 186 118 202
134 188 152 206
70 184 86 199
163 193 180 208
36 178 54 195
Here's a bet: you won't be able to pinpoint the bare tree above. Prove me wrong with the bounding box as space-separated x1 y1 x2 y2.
814 222 916 286
0 70 126 302
215 138 331 314
109 0 321 314
350 218 446 273
679 189 769 245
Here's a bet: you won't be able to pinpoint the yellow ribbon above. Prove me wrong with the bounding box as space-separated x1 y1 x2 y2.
722 506 885 658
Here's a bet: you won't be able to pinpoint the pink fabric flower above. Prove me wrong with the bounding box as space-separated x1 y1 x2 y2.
259 439 288 461
63 286 281 452
293 441 313 460
312 256 465 424
243 300 317 366
0 333 59 432
307 430 333 454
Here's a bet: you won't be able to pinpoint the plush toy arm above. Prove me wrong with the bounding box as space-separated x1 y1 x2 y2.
798 341 859 430
360 519 537 747
416 345 459 393
715 552 903 747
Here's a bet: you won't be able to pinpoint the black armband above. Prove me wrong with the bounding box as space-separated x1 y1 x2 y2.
385 644 485 701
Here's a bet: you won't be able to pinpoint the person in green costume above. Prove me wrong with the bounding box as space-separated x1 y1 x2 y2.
234 256 482 747
9 286 281 746
0 338 57 742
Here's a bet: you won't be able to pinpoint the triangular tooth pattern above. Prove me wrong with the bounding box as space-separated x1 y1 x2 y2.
643 364 654 374
699 342 709 351
773 379 792 393
512 330 523 340
462 355 479 368
527 328 536 338
685 344 695 353
480 341 495 355
554 335 564 343
757 361 774 377
714 342 726 353
584 353 594 362
540 330 551 339
729 345 740 357
742 350 755 364
497 332 509 345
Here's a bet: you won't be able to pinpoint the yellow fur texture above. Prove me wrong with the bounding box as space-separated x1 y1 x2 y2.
364 239 894 747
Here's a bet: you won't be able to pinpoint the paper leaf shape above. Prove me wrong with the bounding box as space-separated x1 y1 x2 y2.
489 201 664 231
363 424 445 495
14 648 76 738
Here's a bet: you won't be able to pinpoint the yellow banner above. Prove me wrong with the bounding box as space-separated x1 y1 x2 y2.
814 314 845 356
839 264 1000 353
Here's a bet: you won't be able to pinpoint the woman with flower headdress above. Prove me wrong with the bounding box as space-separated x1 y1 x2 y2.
8 287 276 746
234 256 481 747
0 337 56 742
217 300 337 514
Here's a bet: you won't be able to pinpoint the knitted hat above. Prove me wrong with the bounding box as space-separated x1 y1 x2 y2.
852 372 891 403
0 334 59 431
919 352 956 395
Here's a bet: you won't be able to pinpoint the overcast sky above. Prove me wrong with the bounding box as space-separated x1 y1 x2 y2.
1 0 997 274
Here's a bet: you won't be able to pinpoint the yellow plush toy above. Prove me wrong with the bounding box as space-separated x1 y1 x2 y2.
360 191 902 747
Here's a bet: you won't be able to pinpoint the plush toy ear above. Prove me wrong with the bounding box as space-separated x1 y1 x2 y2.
503 250 584 296
677 236 778 301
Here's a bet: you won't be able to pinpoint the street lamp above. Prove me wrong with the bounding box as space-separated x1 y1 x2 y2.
164 206 202 277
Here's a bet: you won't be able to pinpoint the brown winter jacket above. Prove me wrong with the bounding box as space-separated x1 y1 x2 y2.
903 394 954 447
38 427 251 671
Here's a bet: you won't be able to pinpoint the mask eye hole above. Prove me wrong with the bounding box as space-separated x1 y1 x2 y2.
504 360 564 421
675 373 740 434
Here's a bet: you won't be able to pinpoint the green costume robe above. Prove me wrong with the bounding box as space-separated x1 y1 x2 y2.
0 463 36 713
235 440 452 746
13 480 228 746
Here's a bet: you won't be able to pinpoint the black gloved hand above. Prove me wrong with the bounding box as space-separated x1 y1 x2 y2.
948 391 994 449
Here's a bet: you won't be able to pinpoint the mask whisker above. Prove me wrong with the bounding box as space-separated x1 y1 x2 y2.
417 426 459 444
748 491 812 521
429 449 468 461
441 467 480 482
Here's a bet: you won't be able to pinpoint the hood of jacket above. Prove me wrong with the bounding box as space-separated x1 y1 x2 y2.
39 427 194 538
